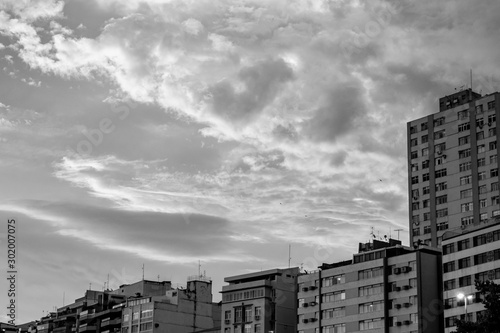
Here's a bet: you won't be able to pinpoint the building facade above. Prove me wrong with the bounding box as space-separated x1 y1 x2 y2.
297 240 443 333
220 267 299 333
407 89 500 247
441 221 500 332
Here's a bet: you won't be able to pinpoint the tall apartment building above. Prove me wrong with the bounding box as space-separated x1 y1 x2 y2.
441 221 500 333
220 267 299 333
407 89 500 247
297 239 443 333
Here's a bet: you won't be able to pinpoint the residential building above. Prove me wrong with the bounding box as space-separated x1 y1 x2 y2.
407 89 500 247
220 267 299 333
121 275 221 333
441 220 500 332
297 239 443 333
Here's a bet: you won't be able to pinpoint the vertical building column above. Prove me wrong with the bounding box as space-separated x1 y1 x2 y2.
407 122 414 243
429 115 437 247
469 101 480 226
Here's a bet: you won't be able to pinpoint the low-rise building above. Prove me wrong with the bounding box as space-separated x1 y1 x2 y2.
221 267 299 333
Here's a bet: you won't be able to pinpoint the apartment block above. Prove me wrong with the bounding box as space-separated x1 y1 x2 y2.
297 239 442 333
121 276 221 333
221 267 299 333
407 89 500 247
441 221 500 332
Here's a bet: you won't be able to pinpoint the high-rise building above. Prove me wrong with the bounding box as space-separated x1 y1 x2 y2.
407 89 499 247
296 239 443 333
220 267 299 333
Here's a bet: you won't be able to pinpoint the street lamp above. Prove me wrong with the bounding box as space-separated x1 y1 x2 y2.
457 293 473 315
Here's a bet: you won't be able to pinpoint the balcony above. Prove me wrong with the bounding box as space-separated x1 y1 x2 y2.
78 324 96 333
101 319 121 327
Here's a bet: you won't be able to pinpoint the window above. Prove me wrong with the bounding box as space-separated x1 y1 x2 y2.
436 195 447 205
489 127 497 137
410 138 418 147
443 243 455 255
358 268 383 280
359 301 383 314
459 149 471 158
421 123 428 131
461 216 473 226
457 238 470 251
423 186 430 194
410 125 417 134
411 176 419 184
479 185 487 194
322 291 346 303
435 169 447 178
475 105 483 113
478 158 486 167
435 142 446 153
491 168 498 177
444 279 456 291
413 228 420 236
245 307 252 320
412 215 419 224
437 222 448 231
323 307 345 319
424 225 431 234
459 275 472 287
423 199 429 208
411 163 418 172
436 182 447 191
458 110 470 119
235 307 242 322
423 173 430 181
254 324 261 333
490 141 497 150
460 175 472 185
411 151 418 159
445 316 458 328
131 326 138 333
139 323 152 331
488 113 496 124
410 313 419 325
421 135 428 143
132 312 139 321
492 196 500 205
492 182 499 191
422 148 429 156
422 160 429 169
481 213 488 222
491 155 498 164
434 130 445 139
434 117 445 127
459 135 470 145
322 324 345 333
479 171 487 180
358 284 383 297
359 319 383 331
480 199 487 208
423 212 430 221
488 101 496 110
458 123 470 132
458 257 471 269
460 189 472 199
123 314 130 322
244 324 251 333
444 261 455 273
478 144 486 153
477 131 485 140
477 118 485 127
225 311 231 320
323 275 345 286
461 202 473 212
459 162 471 172
140 310 153 319
436 208 448 218
435 156 446 165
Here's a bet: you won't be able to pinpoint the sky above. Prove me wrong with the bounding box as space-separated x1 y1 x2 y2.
1 0 500 324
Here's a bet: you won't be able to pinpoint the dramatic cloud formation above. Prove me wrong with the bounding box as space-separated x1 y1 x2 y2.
1 0 500 322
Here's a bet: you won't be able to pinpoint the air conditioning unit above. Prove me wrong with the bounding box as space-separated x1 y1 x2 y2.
402 266 412 273
394 267 401 275
310 318 317 322
224 320 230 324
302 303 309 308
255 316 260 321
396 322 402 327
302 287 309 292
403 303 411 308
403 285 411 290
309 286 317 290
395 304 402 309
403 320 412 325
394 286 401 292
302 319 309 324
309 302 317 306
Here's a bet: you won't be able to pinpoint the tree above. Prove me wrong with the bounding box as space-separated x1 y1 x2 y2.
454 279 500 333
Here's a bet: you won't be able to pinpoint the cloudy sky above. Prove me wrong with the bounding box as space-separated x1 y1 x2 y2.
1 0 500 323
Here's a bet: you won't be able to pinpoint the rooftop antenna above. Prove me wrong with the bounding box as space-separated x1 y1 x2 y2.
394 229 403 240
470 68 473 101
157 275 160 282
288 244 291 268
198 260 201 277
107 274 110 290
89 283 92 290
142 264 145 280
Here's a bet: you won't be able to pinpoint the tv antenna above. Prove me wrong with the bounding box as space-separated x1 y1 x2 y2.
394 229 403 240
